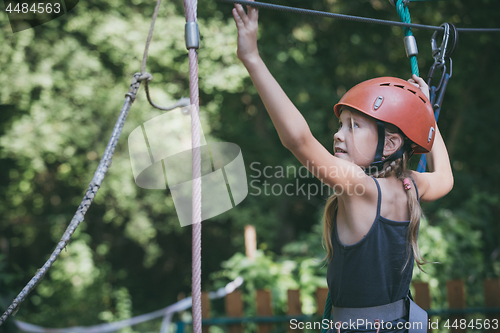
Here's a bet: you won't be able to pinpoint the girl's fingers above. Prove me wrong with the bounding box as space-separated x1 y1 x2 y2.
412 74 426 86
232 8 244 28
246 0 258 20
248 6 258 21
234 3 249 26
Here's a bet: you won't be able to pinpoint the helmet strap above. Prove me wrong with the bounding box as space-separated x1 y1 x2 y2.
365 120 406 175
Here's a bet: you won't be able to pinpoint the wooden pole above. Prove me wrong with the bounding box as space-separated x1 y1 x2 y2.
256 289 273 333
447 280 466 333
483 278 500 333
245 225 257 260
201 292 210 333
287 289 302 333
315 287 329 316
413 281 432 333
225 290 244 333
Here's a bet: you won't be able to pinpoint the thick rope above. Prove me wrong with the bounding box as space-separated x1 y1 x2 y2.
183 1 202 333
0 74 143 326
396 0 419 76
215 0 500 32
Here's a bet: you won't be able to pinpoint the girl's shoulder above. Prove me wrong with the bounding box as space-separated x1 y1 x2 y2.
374 176 415 221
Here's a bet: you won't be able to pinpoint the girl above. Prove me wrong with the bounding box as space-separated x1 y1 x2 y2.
232 2 453 332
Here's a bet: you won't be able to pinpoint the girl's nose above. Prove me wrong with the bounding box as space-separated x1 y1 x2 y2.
334 130 344 143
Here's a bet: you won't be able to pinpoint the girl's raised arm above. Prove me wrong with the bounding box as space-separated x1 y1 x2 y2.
408 75 454 201
232 3 370 190
233 3 311 148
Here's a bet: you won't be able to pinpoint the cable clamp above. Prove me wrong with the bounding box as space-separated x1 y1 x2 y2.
390 0 410 7
404 35 418 57
185 21 200 49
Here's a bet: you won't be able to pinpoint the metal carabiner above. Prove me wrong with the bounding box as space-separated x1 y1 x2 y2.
431 23 450 65
428 23 454 91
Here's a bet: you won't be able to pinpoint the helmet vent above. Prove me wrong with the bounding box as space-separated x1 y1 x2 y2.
407 89 417 94
379 83 391 86
394 84 405 89
419 96 427 104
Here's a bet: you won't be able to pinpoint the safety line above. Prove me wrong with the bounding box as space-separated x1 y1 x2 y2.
215 0 500 32
182 1 203 333
396 0 420 76
13 277 244 333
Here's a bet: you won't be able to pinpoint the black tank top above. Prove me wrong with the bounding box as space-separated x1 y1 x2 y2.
326 177 418 308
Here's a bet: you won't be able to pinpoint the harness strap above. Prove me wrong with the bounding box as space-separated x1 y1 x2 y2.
408 298 428 333
331 296 428 333
332 299 406 325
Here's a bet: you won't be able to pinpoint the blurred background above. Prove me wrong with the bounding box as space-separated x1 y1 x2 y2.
0 0 499 331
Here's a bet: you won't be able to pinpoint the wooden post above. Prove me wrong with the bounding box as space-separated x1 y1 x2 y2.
287 289 302 333
201 292 210 333
413 282 432 333
447 280 466 333
245 225 257 260
315 287 329 316
225 290 244 333
483 278 500 333
256 289 273 333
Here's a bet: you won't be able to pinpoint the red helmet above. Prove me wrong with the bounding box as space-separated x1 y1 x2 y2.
334 77 436 153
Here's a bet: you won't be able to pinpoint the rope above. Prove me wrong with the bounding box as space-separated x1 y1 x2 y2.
0 74 143 325
215 0 500 32
141 0 162 75
396 0 419 78
140 0 192 111
13 277 244 333
182 1 202 333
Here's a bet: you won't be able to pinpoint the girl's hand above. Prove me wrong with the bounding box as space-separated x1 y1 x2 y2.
408 74 430 100
232 1 259 64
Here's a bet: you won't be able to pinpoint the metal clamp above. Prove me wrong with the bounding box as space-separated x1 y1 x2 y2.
389 0 410 7
404 35 418 57
185 21 200 49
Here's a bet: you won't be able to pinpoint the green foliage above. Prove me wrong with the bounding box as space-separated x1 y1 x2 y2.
0 0 499 329
210 250 326 317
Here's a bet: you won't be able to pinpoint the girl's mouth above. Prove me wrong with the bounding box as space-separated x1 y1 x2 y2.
335 147 347 154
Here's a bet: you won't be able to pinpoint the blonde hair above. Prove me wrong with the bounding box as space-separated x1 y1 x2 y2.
323 125 426 271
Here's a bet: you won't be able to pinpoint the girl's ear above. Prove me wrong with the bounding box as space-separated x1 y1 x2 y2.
383 132 404 157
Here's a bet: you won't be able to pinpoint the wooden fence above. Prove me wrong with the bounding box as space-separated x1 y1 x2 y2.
198 279 500 333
